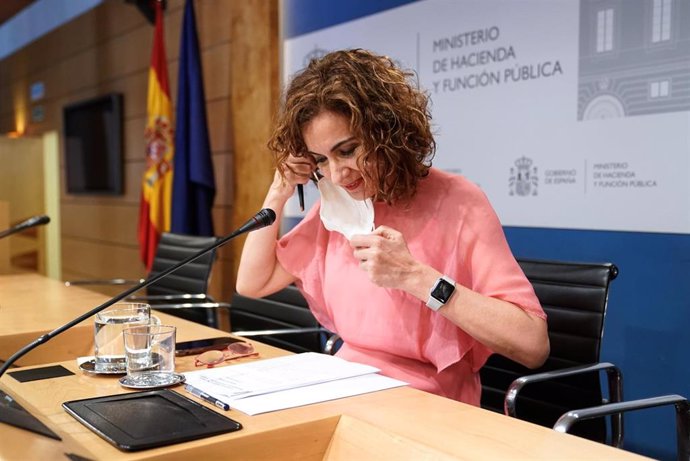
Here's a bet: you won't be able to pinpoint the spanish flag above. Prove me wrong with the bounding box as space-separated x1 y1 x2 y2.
138 1 173 270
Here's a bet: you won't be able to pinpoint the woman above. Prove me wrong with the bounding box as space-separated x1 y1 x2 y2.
237 49 549 405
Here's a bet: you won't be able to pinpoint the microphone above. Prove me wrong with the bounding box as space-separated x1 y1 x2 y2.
233 208 276 234
0 215 50 239
0 208 276 378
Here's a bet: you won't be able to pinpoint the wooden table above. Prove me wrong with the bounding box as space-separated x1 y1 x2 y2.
0 274 650 460
0 273 109 365
0 273 233 365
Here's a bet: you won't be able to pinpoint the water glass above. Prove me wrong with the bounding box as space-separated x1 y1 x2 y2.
122 324 177 388
94 302 158 373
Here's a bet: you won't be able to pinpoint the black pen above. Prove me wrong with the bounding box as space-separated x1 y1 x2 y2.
184 384 230 411
297 184 305 211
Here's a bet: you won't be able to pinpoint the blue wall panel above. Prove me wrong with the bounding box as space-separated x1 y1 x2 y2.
506 227 690 459
283 0 419 38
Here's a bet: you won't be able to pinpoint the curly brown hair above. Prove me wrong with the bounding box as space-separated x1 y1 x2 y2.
268 49 435 205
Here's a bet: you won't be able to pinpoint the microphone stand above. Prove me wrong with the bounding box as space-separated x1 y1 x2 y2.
0 208 275 378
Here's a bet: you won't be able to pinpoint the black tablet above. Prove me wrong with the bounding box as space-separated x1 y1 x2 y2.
62 389 242 451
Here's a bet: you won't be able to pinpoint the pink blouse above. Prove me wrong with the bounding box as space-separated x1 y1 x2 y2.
276 168 544 405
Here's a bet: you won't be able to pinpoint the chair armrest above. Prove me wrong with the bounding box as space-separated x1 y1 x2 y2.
128 293 209 302
233 328 340 356
505 362 623 415
554 394 690 455
65 278 145 287
150 301 231 310
232 327 326 337
324 333 342 355
130 294 230 311
505 361 624 446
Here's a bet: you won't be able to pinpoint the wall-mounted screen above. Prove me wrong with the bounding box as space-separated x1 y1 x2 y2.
63 93 123 195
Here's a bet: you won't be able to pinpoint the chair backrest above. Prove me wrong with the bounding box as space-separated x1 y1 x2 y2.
480 258 618 442
147 232 219 325
230 285 322 353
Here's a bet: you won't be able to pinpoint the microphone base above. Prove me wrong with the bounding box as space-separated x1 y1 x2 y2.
0 389 61 440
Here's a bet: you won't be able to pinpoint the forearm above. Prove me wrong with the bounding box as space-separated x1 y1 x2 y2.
350 226 549 368
443 285 548 368
236 175 295 297
404 264 549 368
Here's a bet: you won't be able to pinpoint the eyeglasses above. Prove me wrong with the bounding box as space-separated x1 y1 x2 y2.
194 341 258 368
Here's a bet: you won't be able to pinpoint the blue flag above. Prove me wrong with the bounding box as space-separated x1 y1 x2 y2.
171 0 215 236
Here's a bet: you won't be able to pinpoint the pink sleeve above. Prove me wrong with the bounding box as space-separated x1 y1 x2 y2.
459 187 544 319
275 204 336 331
276 204 321 280
452 186 545 371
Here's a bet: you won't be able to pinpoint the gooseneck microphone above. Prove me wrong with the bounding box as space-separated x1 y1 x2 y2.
233 208 276 234
0 208 276 378
0 215 50 239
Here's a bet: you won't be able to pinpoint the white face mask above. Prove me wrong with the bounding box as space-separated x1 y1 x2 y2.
317 176 374 240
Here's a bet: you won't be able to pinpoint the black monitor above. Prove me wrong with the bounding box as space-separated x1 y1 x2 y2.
63 93 123 195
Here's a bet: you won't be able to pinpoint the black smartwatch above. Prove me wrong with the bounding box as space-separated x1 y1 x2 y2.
426 275 456 311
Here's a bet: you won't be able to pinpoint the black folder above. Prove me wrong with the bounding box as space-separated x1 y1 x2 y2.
62 389 242 451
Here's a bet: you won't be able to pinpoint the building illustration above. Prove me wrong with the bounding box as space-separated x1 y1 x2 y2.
578 0 690 120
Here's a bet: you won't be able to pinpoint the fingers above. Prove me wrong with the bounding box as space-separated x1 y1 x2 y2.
283 154 316 186
352 245 369 262
350 226 398 247
284 165 312 183
350 226 397 263
350 226 414 289
288 156 315 171
372 225 398 239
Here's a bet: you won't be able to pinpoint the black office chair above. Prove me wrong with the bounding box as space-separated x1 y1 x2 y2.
480 258 623 445
229 285 334 354
555 394 690 460
65 232 226 327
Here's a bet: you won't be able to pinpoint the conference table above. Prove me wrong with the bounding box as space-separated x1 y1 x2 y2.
0 273 111 366
0 274 649 460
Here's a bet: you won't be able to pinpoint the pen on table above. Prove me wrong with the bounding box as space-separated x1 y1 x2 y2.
184 384 230 411
297 184 305 212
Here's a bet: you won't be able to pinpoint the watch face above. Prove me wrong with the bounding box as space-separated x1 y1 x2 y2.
432 279 455 303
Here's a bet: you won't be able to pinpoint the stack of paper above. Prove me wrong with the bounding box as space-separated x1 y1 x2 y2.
183 352 407 415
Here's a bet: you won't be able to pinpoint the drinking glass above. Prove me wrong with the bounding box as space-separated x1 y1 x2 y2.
122 324 178 388
93 302 158 373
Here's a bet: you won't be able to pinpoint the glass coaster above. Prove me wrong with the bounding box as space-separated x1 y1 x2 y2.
119 372 186 390
79 359 126 375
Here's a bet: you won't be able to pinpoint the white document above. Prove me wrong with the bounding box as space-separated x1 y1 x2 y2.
182 352 407 414
230 373 408 416
183 352 385 403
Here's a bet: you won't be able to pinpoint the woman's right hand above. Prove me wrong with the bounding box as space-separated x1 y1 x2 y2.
269 154 316 200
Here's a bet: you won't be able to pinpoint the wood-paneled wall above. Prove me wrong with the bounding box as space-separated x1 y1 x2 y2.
0 0 280 318
0 137 45 274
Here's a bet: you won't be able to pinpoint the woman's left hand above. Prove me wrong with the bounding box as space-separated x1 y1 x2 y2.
350 226 420 289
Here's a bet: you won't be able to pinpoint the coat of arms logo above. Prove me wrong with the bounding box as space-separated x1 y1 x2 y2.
509 156 538 196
